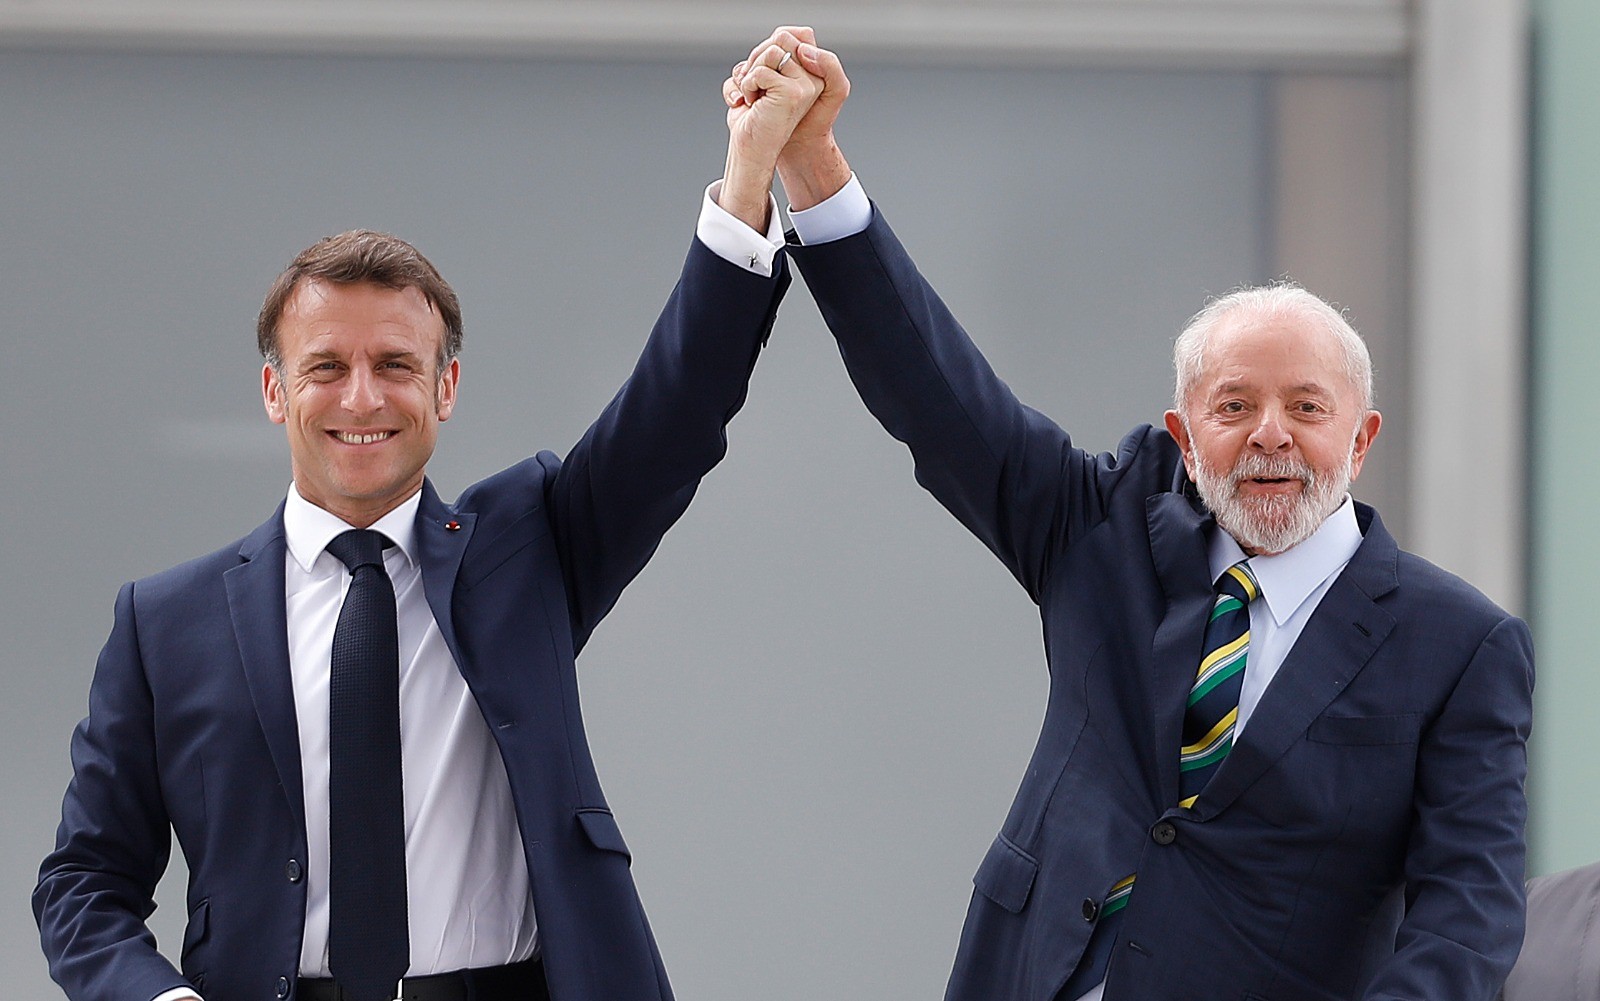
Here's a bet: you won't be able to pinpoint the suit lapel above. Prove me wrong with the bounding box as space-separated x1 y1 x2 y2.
223 505 306 830
1187 504 1400 820
415 479 476 672
221 483 479 832
1145 491 1218 808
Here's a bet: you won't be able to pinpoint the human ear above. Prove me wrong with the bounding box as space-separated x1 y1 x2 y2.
262 364 288 424
1347 409 1383 480
435 357 460 421
1164 409 1198 481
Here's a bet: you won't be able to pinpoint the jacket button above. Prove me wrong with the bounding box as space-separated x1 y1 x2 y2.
1081 897 1099 922
1151 821 1177 846
277 976 291 998
286 859 303 883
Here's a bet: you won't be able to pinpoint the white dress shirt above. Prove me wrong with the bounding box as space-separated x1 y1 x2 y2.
1207 495 1364 739
696 180 786 275
697 172 870 273
159 485 541 1001
280 484 538 978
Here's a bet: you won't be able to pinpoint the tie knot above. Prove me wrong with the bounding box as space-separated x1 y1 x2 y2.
1216 560 1262 605
325 529 392 573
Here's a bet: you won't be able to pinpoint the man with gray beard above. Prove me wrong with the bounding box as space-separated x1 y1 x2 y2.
722 27 1534 1001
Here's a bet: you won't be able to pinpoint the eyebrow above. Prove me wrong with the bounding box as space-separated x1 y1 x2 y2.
371 349 425 364
297 348 426 368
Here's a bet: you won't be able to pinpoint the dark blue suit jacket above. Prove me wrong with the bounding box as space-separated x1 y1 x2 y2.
35 240 789 1001
789 210 1533 1001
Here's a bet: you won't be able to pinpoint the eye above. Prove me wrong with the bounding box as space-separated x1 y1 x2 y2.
1219 400 1246 414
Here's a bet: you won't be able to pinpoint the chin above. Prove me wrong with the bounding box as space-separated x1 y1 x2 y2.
1218 495 1336 555
1191 448 1354 556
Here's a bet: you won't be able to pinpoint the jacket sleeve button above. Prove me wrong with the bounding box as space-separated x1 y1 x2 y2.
1081 897 1100 922
277 976 291 998
286 859 303 883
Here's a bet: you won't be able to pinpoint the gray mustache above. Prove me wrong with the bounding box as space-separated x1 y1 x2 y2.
1229 455 1315 483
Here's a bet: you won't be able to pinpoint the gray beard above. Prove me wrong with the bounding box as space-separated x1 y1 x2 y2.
1193 449 1351 555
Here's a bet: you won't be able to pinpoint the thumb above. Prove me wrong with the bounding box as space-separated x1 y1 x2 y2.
797 43 849 100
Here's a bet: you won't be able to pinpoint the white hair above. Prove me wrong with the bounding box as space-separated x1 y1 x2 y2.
1172 280 1374 414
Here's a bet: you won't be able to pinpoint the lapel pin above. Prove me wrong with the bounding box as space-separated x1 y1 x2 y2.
445 520 461 532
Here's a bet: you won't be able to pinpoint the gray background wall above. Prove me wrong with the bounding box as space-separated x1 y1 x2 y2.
2 49 1406 998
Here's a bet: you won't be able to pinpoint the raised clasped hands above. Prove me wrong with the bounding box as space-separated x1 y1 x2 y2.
719 26 854 229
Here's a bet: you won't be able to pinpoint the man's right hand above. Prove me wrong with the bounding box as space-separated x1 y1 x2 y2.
730 26 853 211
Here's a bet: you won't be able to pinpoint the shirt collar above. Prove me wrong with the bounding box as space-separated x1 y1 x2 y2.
283 482 421 573
1207 495 1363 626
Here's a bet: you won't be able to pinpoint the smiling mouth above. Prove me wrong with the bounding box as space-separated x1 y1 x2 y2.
330 430 396 445
1240 476 1302 492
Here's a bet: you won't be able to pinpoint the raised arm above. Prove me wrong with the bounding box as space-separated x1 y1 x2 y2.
541 43 821 648
757 30 1126 601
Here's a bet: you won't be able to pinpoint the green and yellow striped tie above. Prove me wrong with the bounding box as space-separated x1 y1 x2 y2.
1179 560 1261 808
1069 561 1262 994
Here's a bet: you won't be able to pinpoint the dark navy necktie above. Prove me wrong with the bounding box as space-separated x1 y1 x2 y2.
325 529 409 1001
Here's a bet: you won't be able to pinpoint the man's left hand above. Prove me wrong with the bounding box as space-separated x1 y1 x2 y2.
718 31 823 231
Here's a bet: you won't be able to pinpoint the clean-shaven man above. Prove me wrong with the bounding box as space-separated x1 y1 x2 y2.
37 42 818 1001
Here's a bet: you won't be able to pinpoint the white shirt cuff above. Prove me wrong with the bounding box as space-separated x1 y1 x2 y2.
697 180 785 277
789 173 871 246
152 988 203 1001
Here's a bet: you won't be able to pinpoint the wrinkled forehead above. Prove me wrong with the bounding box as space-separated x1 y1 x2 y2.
1196 312 1358 400
280 279 447 353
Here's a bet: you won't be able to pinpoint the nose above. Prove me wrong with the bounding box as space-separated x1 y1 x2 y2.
1247 407 1292 453
341 367 383 415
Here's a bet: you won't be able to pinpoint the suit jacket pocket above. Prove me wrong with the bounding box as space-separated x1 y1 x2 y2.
180 897 210 973
459 511 551 589
973 832 1039 914
576 807 632 864
1307 712 1423 746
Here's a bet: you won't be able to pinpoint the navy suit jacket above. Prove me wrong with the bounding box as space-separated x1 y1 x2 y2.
35 239 789 1001
789 210 1534 1001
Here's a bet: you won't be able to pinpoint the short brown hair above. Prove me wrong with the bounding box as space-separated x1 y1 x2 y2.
257 229 463 370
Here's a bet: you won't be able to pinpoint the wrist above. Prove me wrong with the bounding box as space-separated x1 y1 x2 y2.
720 144 778 233
776 135 851 212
